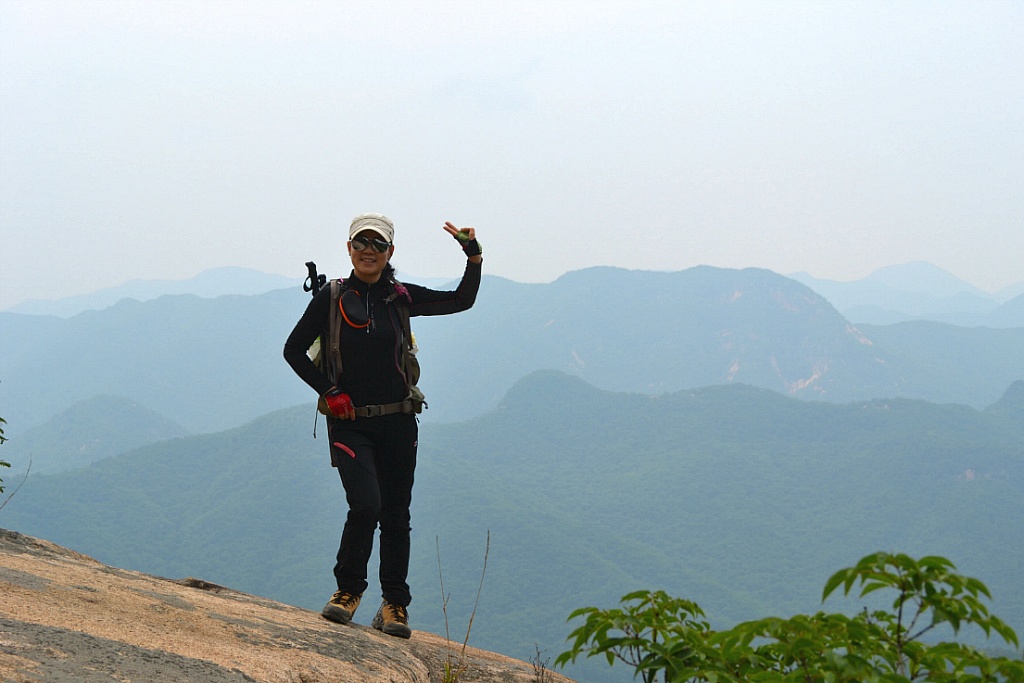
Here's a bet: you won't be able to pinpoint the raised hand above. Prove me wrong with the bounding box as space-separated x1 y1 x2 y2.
443 222 482 259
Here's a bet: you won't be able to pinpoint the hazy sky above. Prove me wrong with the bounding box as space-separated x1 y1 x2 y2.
2 0 1022 309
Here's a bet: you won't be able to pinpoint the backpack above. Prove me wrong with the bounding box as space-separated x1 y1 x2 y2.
309 276 425 416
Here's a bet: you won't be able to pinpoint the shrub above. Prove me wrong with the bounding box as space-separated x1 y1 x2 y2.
557 552 1023 682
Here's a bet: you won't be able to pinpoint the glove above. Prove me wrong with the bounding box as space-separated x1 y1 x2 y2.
452 230 483 258
323 388 354 419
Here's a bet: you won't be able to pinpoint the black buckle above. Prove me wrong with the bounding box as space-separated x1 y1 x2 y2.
363 404 384 417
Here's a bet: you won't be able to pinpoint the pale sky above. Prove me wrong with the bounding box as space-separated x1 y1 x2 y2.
1 0 1022 309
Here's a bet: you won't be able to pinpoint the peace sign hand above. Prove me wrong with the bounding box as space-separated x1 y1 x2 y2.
443 222 482 259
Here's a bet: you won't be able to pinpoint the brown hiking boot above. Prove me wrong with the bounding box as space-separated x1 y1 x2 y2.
322 590 361 624
372 600 412 639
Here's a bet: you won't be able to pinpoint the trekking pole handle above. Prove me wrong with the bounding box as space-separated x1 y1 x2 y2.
304 261 327 296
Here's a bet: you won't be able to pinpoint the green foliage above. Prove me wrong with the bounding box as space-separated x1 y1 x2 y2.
558 590 715 683
557 552 1024 683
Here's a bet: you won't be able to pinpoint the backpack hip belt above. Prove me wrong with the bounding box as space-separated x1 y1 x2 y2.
354 399 417 418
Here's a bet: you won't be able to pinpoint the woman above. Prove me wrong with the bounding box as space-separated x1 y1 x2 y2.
283 213 482 638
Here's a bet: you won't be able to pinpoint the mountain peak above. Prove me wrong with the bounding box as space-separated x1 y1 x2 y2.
863 261 985 297
0 528 574 683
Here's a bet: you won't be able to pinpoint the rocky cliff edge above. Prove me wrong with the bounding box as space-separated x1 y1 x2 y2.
0 529 574 682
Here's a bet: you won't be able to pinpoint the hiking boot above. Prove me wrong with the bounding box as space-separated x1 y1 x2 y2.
372 600 412 639
322 590 361 625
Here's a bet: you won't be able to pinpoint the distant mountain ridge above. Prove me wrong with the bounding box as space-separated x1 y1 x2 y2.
788 261 1023 327
864 261 992 297
3 266 460 318
4 266 300 318
2 266 1021 437
6 260 1021 326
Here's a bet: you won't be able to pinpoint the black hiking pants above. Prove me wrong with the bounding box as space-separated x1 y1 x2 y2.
327 412 418 607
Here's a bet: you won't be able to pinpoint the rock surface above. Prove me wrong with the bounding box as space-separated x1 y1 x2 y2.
0 529 574 682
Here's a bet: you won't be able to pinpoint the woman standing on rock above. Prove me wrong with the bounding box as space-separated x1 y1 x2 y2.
284 213 482 638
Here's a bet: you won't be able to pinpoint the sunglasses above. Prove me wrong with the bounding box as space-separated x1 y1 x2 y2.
350 236 392 254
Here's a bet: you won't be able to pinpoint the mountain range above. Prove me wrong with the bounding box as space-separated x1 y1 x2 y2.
3 266 299 318
2 266 452 318
2 264 1021 444
2 373 1021 683
788 261 1023 327
6 260 1022 326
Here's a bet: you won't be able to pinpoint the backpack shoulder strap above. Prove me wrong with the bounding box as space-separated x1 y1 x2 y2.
389 280 418 386
386 280 413 349
385 278 424 410
327 278 344 380
397 296 412 349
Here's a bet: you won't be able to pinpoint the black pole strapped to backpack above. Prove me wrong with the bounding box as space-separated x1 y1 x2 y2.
304 261 327 297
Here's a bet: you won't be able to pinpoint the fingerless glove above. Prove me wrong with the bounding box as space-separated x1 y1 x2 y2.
452 231 483 257
323 388 354 418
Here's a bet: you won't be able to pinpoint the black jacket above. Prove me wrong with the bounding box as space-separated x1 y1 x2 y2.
284 261 480 407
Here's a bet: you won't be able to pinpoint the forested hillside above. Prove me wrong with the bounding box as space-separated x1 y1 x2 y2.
2 395 187 475
3 373 1021 683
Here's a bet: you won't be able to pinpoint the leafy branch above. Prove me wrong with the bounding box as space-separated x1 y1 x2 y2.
558 552 1024 683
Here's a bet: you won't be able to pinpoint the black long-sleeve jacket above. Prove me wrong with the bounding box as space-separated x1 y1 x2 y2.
283 261 480 407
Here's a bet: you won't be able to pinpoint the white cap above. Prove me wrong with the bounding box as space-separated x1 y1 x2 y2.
349 213 395 242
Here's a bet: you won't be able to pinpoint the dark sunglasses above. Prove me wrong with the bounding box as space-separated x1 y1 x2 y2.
350 236 392 254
